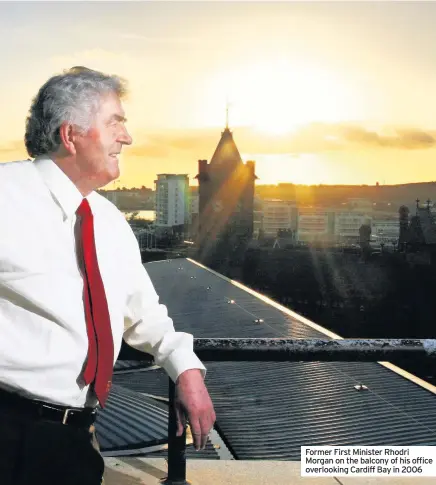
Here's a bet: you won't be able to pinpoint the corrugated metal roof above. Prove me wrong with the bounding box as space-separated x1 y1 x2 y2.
112 361 436 460
96 385 168 453
144 260 329 340
205 361 436 459
113 368 169 399
97 384 220 459
132 258 436 460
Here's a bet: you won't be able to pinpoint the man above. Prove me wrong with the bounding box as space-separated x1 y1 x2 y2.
0 66 215 485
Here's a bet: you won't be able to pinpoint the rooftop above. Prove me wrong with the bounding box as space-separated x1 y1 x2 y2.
209 127 243 167
95 257 436 483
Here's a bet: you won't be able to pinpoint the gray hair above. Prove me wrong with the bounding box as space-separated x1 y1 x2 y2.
25 66 128 158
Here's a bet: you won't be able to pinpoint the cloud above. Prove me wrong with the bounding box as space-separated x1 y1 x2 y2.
241 123 436 154
124 123 436 165
130 125 345 160
394 129 435 148
341 126 380 145
340 125 435 149
126 129 221 159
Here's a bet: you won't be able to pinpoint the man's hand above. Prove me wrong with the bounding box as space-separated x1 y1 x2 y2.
174 369 216 451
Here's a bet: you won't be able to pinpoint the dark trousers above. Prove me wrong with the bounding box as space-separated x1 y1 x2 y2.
0 406 105 485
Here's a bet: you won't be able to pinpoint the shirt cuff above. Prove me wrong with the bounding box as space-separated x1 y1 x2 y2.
160 348 207 383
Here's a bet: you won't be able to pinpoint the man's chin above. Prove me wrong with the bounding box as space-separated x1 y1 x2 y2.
99 171 120 189
108 164 121 181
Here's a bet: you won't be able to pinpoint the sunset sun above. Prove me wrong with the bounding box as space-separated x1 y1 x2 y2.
207 59 360 136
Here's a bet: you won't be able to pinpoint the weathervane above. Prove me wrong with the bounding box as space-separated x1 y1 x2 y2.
225 96 231 130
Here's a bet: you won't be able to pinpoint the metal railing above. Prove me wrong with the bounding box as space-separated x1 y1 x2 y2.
119 338 436 485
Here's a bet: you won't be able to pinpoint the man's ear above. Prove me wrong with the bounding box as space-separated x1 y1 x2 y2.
59 122 77 156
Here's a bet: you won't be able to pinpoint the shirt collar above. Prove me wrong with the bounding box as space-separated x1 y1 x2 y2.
33 155 90 220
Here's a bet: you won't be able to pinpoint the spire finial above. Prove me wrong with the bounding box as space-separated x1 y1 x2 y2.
225 97 229 130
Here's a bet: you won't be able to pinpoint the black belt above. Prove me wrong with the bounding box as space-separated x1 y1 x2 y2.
0 387 97 428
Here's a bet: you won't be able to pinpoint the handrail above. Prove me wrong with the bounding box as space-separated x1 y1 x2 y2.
117 338 436 484
118 338 436 363
193 338 436 361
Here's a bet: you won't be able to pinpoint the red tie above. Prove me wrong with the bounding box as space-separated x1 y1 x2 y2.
76 199 114 407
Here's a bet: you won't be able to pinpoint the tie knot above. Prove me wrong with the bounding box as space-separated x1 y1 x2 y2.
77 198 92 217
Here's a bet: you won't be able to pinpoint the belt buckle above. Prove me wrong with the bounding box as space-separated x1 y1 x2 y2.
62 408 73 425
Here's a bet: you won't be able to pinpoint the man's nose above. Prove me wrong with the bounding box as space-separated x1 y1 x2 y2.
118 126 133 145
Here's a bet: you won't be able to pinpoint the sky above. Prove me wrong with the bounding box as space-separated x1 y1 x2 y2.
1 1 436 188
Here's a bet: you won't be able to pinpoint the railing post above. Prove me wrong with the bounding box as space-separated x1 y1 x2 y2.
161 378 191 485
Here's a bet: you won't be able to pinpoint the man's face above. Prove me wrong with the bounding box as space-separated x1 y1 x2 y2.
74 92 132 188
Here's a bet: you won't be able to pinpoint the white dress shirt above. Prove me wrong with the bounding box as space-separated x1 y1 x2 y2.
0 156 205 407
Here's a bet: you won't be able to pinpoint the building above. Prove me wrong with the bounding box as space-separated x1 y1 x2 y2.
256 199 298 239
196 124 256 260
187 186 200 240
371 218 400 245
254 203 376 244
98 187 155 211
335 212 371 243
297 208 335 243
253 201 397 246
154 174 189 234
399 202 436 263
188 187 199 216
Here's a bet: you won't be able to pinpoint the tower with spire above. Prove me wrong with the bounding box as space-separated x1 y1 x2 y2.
195 114 257 263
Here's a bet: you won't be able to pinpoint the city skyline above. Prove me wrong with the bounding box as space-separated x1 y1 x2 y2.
1 2 436 188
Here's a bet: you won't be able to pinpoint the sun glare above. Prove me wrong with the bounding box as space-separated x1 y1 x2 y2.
205 58 360 134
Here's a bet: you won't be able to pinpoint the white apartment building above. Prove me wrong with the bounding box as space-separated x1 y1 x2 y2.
335 212 371 242
256 199 297 238
371 219 400 244
253 198 398 246
297 209 332 242
154 174 189 230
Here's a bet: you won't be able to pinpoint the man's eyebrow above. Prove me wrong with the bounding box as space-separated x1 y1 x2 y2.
110 114 127 122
